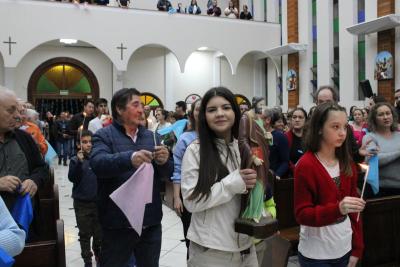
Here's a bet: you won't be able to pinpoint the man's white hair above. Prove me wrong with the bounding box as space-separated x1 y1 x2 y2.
26 108 39 121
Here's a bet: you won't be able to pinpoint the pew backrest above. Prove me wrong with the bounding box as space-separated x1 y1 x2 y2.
362 195 400 267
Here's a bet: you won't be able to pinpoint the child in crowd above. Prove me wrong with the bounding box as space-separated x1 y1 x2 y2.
68 130 102 267
294 102 365 267
181 87 258 266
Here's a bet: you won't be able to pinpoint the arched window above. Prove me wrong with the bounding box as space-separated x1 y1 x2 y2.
140 92 164 109
235 94 251 107
28 57 99 117
28 57 99 101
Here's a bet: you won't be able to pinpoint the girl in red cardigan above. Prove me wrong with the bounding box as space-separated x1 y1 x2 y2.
294 102 365 267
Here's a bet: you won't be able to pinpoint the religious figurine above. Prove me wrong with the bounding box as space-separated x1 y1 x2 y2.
234 97 278 239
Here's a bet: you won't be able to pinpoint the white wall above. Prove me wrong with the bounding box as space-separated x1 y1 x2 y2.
316 0 333 87
220 54 254 99
124 47 258 110
14 45 113 101
124 47 166 101
365 0 378 95
0 53 4 86
169 51 215 104
396 0 400 92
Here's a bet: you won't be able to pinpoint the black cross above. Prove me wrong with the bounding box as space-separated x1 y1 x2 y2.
117 43 127 60
3 36 17 55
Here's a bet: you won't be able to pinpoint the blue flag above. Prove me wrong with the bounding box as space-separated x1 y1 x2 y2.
367 155 379 195
44 140 57 165
11 194 33 237
0 247 14 267
157 119 188 140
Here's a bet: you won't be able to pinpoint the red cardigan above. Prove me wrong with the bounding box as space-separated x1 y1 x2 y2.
294 151 364 258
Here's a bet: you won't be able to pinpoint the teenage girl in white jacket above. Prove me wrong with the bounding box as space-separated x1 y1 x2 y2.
181 87 258 267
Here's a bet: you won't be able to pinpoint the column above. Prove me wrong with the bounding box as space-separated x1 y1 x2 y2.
281 0 288 110
212 53 221 87
396 0 400 92
267 58 278 106
365 0 378 95
267 0 279 23
112 64 124 97
253 58 265 98
164 52 175 111
377 0 395 103
298 0 313 110
4 67 16 92
253 0 265 21
287 0 299 108
316 0 334 87
338 0 358 108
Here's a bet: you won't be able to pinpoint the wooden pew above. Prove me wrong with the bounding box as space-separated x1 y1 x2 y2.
14 184 66 267
273 177 299 253
361 195 400 267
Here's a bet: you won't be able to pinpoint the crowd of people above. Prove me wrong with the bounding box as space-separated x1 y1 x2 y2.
1 83 400 267
50 0 254 20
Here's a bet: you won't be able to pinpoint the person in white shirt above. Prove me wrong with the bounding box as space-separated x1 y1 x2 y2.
88 98 108 134
224 1 239 19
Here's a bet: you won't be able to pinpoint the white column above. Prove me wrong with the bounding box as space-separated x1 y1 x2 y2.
112 64 124 97
267 0 279 23
281 0 288 110
338 0 358 109
267 58 278 106
212 53 221 87
395 0 400 92
4 67 16 92
365 0 378 95
298 0 313 110
253 0 265 21
253 58 264 98
0 54 4 86
165 52 175 111
316 0 334 87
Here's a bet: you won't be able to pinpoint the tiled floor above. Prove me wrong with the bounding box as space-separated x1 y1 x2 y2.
55 162 299 267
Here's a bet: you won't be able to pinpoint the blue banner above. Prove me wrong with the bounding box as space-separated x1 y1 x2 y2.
367 155 379 195
0 247 14 267
11 194 33 237
157 119 188 140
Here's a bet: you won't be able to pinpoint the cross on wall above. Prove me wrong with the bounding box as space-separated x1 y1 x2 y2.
3 36 17 55
117 43 127 60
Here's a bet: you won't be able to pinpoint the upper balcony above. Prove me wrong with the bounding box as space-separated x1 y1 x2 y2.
0 0 280 74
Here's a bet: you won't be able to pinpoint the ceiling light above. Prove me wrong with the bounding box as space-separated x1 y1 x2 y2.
198 47 208 51
60 39 78 44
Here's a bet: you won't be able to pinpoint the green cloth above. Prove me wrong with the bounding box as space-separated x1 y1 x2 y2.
241 180 265 222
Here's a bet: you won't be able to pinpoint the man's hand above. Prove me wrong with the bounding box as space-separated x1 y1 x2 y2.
77 150 85 162
0 175 21 193
20 179 38 197
131 150 153 168
154 146 169 165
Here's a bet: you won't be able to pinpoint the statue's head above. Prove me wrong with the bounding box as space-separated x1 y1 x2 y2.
251 96 265 114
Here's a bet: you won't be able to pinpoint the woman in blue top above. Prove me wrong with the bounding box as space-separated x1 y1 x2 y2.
172 99 201 258
0 196 25 257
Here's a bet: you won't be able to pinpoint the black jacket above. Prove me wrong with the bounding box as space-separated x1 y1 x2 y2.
68 156 97 202
91 121 174 229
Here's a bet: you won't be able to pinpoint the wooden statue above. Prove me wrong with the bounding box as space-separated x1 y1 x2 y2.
234 98 278 239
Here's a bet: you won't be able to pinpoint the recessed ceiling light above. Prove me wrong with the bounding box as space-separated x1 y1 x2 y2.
198 47 208 51
60 39 78 44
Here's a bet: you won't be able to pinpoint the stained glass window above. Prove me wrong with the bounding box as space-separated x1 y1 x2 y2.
140 93 163 108
36 64 91 94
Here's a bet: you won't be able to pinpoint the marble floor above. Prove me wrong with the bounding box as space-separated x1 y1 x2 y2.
54 162 299 267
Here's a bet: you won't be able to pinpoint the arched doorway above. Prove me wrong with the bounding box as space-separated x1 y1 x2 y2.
28 57 99 117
